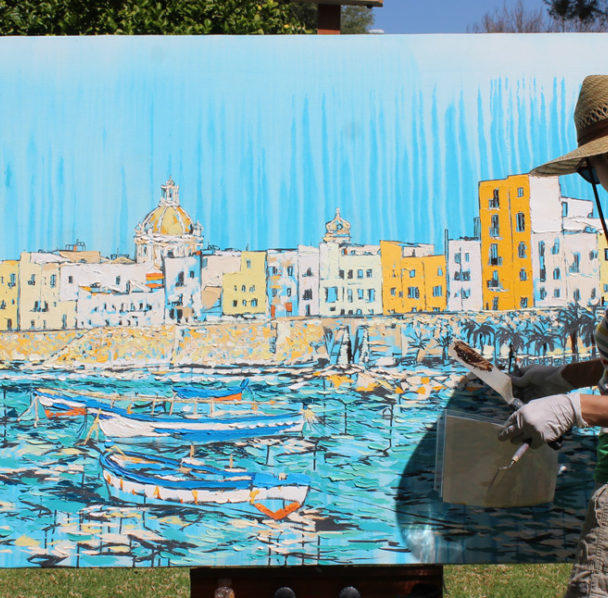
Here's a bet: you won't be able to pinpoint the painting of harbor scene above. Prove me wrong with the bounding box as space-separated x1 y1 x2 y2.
0 35 607 567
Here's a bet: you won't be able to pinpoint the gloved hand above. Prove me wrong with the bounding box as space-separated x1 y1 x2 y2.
498 391 586 449
510 365 574 402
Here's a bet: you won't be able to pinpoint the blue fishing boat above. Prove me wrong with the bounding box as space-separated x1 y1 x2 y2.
34 388 305 442
100 450 310 520
174 379 249 401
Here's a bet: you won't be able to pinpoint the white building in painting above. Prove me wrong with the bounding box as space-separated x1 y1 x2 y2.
267 249 298 319
318 211 382 317
532 233 569 307
60 261 149 302
529 177 602 308
164 255 203 324
76 283 165 329
529 176 568 308
446 238 482 311
59 260 165 328
319 243 382 317
297 245 320 317
399 243 434 258
562 197 601 306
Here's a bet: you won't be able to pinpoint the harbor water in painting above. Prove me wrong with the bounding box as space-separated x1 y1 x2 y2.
2 34 608 566
0 332 598 567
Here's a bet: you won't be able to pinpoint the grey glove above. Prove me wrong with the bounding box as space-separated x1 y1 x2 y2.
510 365 574 402
498 392 585 449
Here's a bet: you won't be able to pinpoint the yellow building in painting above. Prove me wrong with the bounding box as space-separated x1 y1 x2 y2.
380 241 446 313
222 251 267 316
422 255 448 312
381 241 406 314
479 174 534 311
0 260 19 331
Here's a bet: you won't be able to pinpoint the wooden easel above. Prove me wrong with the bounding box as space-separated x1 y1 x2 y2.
190 565 443 597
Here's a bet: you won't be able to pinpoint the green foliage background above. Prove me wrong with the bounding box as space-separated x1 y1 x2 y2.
0 0 373 34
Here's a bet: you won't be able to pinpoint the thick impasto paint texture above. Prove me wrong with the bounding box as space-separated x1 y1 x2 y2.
0 35 606 567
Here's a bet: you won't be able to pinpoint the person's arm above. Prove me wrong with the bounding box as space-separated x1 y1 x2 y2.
561 359 604 389
581 393 608 427
510 359 602 402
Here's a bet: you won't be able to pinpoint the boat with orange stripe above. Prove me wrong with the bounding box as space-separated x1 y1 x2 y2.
100 450 310 520
34 379 250 419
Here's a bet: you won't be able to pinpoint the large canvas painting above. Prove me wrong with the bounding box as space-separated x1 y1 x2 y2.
0 34 606 567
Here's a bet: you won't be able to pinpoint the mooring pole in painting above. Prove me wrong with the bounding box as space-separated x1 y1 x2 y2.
2 387 6 444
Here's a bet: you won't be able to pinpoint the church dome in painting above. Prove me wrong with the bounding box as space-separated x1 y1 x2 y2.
134 178 204 267
140 178 195 236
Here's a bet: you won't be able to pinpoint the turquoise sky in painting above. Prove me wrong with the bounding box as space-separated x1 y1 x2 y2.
0 34 606 259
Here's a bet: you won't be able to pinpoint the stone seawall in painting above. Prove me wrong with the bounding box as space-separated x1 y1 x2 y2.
0 307 598 370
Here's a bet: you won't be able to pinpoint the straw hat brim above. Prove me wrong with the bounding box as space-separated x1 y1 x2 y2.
531 136 608 176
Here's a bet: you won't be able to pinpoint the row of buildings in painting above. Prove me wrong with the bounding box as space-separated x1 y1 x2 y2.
0 174 605 333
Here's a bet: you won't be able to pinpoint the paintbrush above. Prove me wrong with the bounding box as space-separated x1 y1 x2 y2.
487 441 530 493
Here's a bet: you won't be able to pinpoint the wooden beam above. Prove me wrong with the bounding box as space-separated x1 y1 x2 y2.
318 3 341 34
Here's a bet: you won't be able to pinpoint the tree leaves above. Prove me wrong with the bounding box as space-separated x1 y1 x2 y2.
341 6 373 34
0 0 319 35
469 0 608 32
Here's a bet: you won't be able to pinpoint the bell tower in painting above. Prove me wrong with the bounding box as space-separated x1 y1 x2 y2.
323 209 351 245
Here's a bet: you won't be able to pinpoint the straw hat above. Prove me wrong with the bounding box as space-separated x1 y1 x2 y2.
532 75 608 176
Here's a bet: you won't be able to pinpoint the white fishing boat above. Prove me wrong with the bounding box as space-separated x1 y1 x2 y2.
101 450 310 520
96 406 304 442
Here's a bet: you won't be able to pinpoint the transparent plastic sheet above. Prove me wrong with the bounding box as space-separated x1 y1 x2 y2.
436 410 559 508
434 409 445 495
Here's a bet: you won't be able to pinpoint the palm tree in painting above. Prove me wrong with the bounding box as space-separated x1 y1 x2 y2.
458 316 504 358
462 320 487 352
551 313 571 355
580 306 599 357
435 323 454 364
558 302 588 359
461 319 478 345
524 317 557 363
477 319 499 358
407 328 432 363
495 322 526 364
